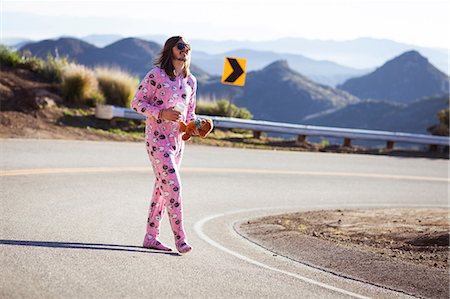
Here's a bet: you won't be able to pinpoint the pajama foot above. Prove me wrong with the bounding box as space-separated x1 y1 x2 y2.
176 240 192 255
143 235 172 251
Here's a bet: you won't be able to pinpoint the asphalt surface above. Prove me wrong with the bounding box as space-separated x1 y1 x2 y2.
1 138 448 298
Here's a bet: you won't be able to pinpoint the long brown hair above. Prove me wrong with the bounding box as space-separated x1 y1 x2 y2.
154 36 191 78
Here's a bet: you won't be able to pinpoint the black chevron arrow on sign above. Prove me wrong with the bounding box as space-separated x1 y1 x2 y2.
224 58 244 83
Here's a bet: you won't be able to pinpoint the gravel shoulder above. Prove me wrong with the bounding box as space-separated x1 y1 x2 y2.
236 208 449 299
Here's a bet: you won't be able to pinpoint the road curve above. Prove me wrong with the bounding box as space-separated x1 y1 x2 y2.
1 139 447 298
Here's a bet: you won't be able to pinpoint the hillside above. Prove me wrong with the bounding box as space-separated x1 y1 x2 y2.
20 37 97 58
77 37 160 75
0 67 141 142
200 60 360 123
18 36 366 86
338 51 449 103
304 95 449 134
192 49 367 86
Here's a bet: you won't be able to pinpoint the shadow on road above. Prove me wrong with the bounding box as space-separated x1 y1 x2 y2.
0 239 180 256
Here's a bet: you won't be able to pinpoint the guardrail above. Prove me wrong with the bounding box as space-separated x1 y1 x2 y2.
95 104 450 150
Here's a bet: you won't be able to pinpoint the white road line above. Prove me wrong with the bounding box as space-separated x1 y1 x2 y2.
194 212 371 299
194 204 447 299
1 167 448 182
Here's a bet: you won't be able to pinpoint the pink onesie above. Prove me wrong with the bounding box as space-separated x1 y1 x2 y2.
130 66 197 246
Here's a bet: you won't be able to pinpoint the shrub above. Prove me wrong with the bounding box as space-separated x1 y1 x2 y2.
0 46 68 83
38 54 69 83
196 98 253 119
0 46 44 72
428 107 450 136
94 67 138 107
195 98 217 115
61 63 104 106
320 140 330 146
20 55 44 72
0 45 26 67
437 107 449 127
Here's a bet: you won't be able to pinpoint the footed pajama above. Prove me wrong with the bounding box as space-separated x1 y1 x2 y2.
130 67 197 246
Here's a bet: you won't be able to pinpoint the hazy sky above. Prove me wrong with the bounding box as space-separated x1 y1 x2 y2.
2 0 449 48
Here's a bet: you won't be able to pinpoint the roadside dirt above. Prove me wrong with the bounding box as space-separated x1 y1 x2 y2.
0 109 141 142
0 68 141 142
238 208 449 298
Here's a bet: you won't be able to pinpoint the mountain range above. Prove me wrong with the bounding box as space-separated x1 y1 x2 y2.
188 37 447 74
17 37 364 86
200 60 360 122
192 49 367 87
304 94 449 135
6 33 445 73
20 37 160 78
199 57 448 134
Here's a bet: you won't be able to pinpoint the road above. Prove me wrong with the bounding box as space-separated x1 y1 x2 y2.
1 139 448 298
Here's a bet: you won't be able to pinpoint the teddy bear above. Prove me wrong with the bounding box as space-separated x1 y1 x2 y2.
179 118 214 141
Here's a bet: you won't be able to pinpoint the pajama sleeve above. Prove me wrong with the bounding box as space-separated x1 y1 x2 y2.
130 68 161 120
186 75 197 122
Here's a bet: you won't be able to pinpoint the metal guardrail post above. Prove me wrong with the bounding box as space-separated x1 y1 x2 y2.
386 141 395 150
297 135 307 144
343 138 352 147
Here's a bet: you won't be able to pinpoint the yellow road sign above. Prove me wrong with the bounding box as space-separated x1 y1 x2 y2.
221 57 246 86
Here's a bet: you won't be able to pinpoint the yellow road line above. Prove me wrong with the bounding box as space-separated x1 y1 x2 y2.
0 167 149 177
0 166 448 182
186 167 450 182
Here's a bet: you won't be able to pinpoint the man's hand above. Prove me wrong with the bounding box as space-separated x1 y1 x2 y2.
160 108 182 122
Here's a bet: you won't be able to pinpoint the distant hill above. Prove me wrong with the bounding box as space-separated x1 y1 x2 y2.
337 51 449 104
20 37 97 58
199 60 360 123
19 37 209 79
18 36 365 86
82 34 168 47
193 49 368 87
1 37 34 49
304 94 449 134
189 37 447 73
76 37 161 75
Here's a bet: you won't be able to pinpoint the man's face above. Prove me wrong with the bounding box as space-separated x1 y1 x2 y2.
172 38 191 62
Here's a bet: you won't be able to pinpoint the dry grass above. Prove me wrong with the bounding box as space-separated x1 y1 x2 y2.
61 63 104 106
94 67 139 107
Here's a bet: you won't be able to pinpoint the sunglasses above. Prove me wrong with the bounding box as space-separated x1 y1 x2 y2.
176 42 191 51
